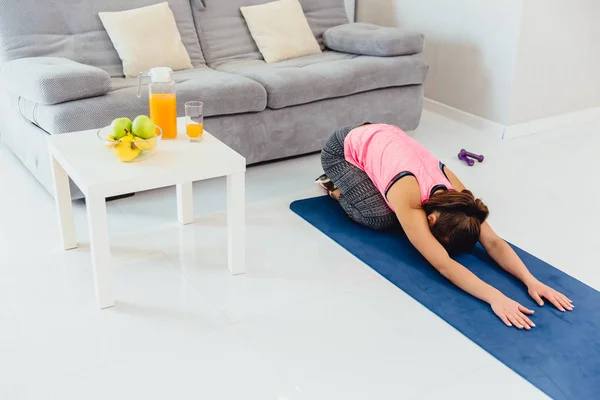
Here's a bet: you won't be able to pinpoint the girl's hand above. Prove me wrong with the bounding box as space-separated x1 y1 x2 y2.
491 295 536 330
527 279 573 312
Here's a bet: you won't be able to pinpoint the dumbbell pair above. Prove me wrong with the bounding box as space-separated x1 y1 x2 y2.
458 149 484 166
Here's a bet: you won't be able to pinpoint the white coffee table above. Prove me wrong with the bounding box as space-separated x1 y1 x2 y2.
47 119 246 309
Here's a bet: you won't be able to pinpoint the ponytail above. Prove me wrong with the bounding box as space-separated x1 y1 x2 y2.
423 190 489 254
423 189 489 223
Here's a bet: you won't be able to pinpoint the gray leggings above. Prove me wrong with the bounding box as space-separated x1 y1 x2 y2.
321 125 398 230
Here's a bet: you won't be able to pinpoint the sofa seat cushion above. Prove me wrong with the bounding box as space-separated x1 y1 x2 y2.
216 50 355 72
18 68 267 134
218 51 428 109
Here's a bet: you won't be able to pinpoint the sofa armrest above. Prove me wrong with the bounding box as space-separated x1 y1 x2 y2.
323 23 424 57
0 57 111 105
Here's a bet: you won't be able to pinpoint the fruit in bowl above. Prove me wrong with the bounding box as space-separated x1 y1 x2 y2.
99 115 162 162
132 115 157 139
114 135 141 162
110 117 133 140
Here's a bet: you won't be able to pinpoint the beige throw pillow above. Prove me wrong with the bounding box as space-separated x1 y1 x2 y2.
241 0 322 64
99 2 193 78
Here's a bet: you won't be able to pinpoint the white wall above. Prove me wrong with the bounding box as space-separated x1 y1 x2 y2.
508 0 600 124
358 0 600 127
357 0 524 125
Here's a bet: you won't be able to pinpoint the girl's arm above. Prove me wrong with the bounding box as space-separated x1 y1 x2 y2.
443 167 538 283
443 167 537 284
479 219 571 311
388 183 535 329
479 223 535 284
443 167 573 311
396 204 504 304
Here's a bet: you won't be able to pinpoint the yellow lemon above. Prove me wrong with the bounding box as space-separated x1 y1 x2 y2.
133 136 157 151
105 134 117 149
113 135 141 162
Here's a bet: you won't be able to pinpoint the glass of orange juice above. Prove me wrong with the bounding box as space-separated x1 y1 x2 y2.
185 101 204 142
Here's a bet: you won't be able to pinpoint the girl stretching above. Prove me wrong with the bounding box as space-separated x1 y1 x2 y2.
317 123 573 329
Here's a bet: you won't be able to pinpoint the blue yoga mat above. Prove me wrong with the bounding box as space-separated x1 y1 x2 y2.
291 196 600 400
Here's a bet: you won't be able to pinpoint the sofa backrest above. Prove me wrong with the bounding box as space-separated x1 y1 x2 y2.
0 0 205 77
301 0 350 47
191 0 264 69
191 0 349 68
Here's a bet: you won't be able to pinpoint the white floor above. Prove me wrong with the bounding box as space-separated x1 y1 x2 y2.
1 110 598 399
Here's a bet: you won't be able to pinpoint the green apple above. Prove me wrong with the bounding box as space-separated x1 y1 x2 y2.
132 115 157 139
110 117 132 140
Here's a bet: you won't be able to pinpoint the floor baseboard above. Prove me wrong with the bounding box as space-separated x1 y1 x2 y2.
503 107 600 139
424 98 600 140
423 98 505 139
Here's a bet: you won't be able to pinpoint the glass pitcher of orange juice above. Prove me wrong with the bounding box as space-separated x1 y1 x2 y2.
137 67 177 139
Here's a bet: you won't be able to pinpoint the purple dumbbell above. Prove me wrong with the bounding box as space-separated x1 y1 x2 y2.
460 149 484 163
458 149 484 166
458 151 475 166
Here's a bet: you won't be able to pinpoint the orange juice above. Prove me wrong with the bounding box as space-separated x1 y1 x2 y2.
149 93 177 139
186 123 203 140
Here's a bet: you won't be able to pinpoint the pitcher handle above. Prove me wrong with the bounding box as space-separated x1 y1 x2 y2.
137 72 149 98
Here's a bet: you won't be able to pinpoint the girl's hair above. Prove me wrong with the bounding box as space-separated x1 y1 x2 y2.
422 190 489 255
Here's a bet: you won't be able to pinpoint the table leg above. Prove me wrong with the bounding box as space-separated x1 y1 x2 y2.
86 195 114 309
227 172 245 275
50 155 77 250
176 182 194 225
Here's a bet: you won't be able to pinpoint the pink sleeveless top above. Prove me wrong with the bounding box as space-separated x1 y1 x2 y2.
344 124 453 211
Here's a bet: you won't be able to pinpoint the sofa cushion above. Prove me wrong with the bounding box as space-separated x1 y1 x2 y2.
1 57 111 105
216 51 355 72
219 51 428 109
324 23 425 57
0 0 204 77
17 68 267 134
191 0 348 68
241 0 322 64
99 2 194 78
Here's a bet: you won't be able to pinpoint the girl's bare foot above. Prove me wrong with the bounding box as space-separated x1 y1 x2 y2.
316 174 342 200
316 174 336 192
330 189 341 201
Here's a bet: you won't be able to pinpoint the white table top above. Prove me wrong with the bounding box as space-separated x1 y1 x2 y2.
48 119 246 198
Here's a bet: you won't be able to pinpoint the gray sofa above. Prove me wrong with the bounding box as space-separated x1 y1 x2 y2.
0 0 428 200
